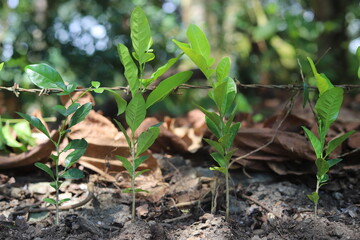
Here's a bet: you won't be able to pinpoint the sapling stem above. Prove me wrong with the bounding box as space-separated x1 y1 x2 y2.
225 165 229 220
314 179 320 217
131 134 136 221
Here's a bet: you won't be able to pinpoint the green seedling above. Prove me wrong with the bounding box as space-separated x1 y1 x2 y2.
302 58 355 216
115 6 192 221
174 24 240 220
18 63 93 225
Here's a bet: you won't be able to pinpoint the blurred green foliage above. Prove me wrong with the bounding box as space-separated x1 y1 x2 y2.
0 0 359 117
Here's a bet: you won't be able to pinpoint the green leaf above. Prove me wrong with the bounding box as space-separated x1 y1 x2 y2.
303 81 309 108
205 116 222 139
186 24 213 66
307 57 334 95
146 71 193 108
93 88 104 94
69 102 92 128
302 126 323 159
327 158 342 168
64 139 88 168
2 122 24 149
224 122 240 150
147 53 184 86
134 188 149 193
135 169 150 178
35 162 54 179
43 197 56 205
114 119 131 147
13 121 35 147
172 39 215 79
117 43 139 95
315 87 343 125
319 173 329 184
50 181 62 190
17 112 50 139
130 6 152 65
58 83 77 96
315 158 329 179
25 63 66 90
54 103 80 117
136 127 160 157
209 166 226 175
0 62 3 71
204 138 224 155
325 130 355 157
213 82 228 115
103 89 127 115
216 57 231 82
195 104 221 126
307 192 319 204
61 168 85 179
126 94 146 132
116 155 133 176
134 156 150 170
210 152 226 168
91 81 100 88
59 198 71 204
212 77 237 116
224 149 237 164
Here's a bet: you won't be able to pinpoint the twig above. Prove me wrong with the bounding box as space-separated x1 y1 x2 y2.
11 182 94 215
163 213 192 223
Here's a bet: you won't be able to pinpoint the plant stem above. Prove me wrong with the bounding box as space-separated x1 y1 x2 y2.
314 180 320 217
131 135 136 221
225 165 229 221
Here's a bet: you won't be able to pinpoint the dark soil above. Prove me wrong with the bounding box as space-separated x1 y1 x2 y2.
0 155 359 240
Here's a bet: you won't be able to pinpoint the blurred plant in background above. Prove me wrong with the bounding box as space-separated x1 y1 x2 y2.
0 0 359 117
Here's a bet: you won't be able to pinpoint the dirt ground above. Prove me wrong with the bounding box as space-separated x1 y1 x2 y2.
0 153 359 240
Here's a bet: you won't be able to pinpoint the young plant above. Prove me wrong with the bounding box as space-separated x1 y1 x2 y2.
302 58 355 216
174 25 240 220
115 6 192 221
17 63 92 225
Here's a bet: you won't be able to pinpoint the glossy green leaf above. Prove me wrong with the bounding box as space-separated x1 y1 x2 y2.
204 138 224 155
116 155 133 176
25 63 66 90
130 6 152 65
213 81 228 115
319 173 329 184
315 87 343 125
134 156 150 170
136 127 160 157
302 126 322 159
59 198 71 204
186 24 213 65
58 83 77 96
224 149 237 164
61 168 85 179
205 116 221 139
225 122 240 150
117 43 139 95
17 112 50 139
135 169 150 178
64 139 88 168
216 57 231 82
315 158 329 179
54 103 80 117
69 102 92 128
146 71 193 108
91 81 100 88
126 94 146 132
93 88 104 94
43 197 56 205
103 89 127 115
173 39 215 79
307 192 319 204
210 152 226 168
148 54 183 85
209 166 226 175
327 158 342 168
114 119 131 147
13 121 35 147
2 122 24 149
307 57 334 95
195 104 221 126
50 181 61 190
35 162 54 179
326 130 355 157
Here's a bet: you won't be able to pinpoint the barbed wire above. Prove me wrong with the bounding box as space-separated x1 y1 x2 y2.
2 82 360 97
